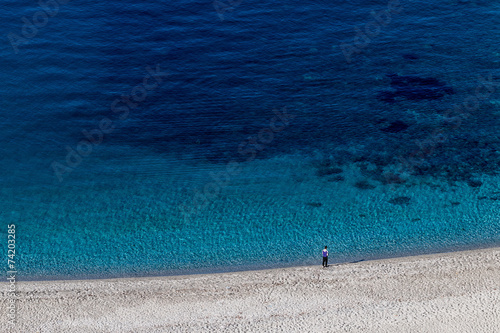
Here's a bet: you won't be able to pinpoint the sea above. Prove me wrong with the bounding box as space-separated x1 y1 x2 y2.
1 0 500 280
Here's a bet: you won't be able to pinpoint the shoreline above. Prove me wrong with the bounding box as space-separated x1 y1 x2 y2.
2 246 499 332
13 241 500 282
11 152 500 283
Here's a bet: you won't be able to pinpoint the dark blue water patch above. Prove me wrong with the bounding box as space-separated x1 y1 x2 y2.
377 74 455 103
402 53 419 60
68 1 407 166
380 120 410 133
87 12 340 161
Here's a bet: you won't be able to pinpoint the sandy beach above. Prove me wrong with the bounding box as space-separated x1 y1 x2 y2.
1 247 499 333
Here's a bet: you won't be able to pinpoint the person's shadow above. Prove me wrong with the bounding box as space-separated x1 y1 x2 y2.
322 259 365 268
350 259 365 264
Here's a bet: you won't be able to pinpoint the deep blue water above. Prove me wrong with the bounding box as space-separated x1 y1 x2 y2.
1 0 500 280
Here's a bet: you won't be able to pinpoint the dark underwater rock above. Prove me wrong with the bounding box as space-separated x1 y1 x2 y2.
377 74 454 103
317 167 343 177
388 196 411 205
377 91 398 103
467 179 482 188
315 160 344 177
381 120 409 133
328 175 345 182
354 180 376 190
402 53 419 60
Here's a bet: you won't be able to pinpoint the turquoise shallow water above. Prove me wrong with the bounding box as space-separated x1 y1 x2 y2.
6 148 500 280
1 0 500 280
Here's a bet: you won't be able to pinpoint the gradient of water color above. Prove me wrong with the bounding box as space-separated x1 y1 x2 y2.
1 0 500 280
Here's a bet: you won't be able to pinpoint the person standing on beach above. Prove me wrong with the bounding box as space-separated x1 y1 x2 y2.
322 246 328 267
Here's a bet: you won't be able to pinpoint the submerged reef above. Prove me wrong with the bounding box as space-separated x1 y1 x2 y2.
380 120 409 133
377 74 454 103
388 196 411 205
306 202 323 208
315 159 343 177
402 53 419 60
354 180 376 190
